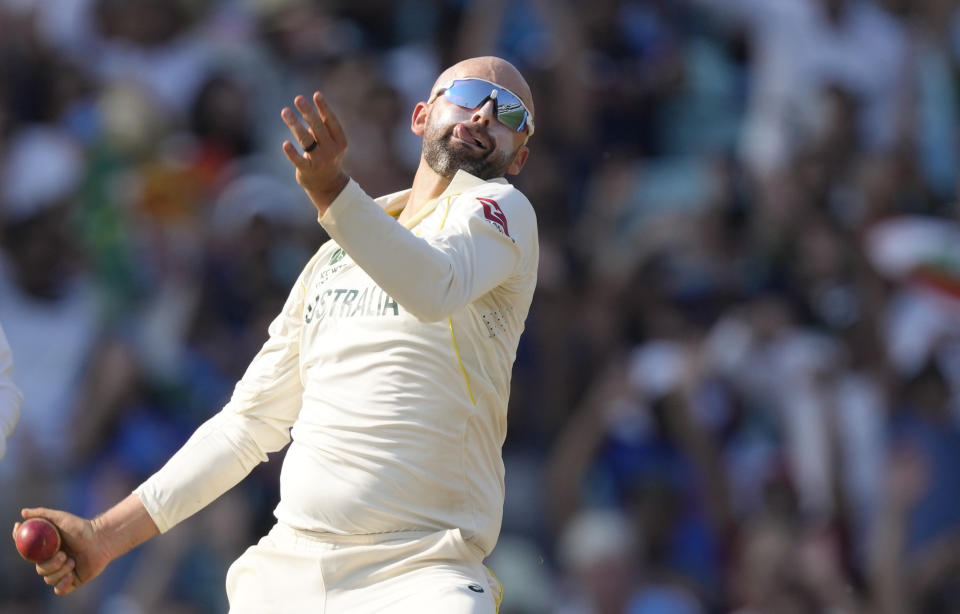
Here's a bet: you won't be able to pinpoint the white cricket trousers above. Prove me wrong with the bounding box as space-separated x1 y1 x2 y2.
225 523 501 613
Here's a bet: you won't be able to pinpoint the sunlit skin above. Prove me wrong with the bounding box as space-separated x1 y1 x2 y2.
11 56 536 599
12 495 152 595
279 56 534 226
419 97 522 183
418 58 534 177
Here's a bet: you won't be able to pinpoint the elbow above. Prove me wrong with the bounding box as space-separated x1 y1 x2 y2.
406 303 454 324
216 411 292 462
400 283 462 321
241 414 293 457
398 268 465 323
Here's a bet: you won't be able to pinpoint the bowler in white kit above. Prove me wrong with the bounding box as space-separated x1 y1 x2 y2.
14 55 538 613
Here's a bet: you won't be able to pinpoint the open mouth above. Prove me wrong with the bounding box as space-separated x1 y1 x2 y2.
452 123 487 151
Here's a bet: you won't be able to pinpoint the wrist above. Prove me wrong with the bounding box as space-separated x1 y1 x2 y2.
89 514 119 562
305 173 350 215
92 493 160 561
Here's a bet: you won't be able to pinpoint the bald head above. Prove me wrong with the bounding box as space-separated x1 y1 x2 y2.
430 57 535 124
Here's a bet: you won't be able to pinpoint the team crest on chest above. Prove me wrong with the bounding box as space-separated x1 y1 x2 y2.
305 254 399 324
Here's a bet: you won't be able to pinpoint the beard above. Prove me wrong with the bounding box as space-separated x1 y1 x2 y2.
422 121 518 180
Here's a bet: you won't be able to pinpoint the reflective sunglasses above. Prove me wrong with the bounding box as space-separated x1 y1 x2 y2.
434 78 534 135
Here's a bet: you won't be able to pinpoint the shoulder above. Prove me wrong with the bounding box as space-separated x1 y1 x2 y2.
456 180 537 241
465 178 532 210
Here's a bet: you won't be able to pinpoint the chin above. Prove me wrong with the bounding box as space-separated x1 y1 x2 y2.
423 125 513 180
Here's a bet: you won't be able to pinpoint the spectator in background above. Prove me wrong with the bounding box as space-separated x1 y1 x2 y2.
0 321 22 461
888 361 960 555
4 0 960 612
554 508 707 614
728 513 863 614
694 0 910 180
553 508 646 614
894 0 960 202
869 434 960 614
0 126 101 475
546 346 725 609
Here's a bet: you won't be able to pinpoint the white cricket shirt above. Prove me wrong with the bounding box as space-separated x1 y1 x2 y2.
135 170 538 557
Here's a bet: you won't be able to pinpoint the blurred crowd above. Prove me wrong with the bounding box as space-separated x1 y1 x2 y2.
2 0 960 612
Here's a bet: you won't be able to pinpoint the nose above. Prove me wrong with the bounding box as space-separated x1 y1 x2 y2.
470 98 497 127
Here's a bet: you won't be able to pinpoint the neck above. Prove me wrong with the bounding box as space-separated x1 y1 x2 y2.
400 159 453 224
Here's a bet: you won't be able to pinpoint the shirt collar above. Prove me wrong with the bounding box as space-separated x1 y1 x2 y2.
379 170 509 217
445 169 509 194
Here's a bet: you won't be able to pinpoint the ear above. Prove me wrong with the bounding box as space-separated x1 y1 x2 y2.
410 101 429 136
506 145 529 175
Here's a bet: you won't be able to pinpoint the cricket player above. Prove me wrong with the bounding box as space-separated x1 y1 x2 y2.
0 321 22 461
14 56 537 613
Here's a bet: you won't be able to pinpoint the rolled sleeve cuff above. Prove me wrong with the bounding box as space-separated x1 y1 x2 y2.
132 482 174 533
318 178 365 227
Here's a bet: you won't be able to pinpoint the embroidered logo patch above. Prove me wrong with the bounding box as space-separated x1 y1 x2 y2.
478 197 510 238
467 584 485 593
329 248 345 264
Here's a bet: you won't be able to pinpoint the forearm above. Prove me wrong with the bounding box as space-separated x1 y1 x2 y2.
319 179 528 322
319 180 457 319
91 493 160 562
301 172 349 216
135 411 288 532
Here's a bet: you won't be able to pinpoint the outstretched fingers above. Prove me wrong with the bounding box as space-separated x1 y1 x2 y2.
280 90 350 209
283 91 346 157
312 91 346 148
281 105 316 162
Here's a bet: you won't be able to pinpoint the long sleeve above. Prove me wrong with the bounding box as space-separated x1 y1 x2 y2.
0 322 22 460
134 262 310 532
318 176 537 323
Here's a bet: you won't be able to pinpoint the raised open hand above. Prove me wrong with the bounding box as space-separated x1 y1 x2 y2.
281 91 350 214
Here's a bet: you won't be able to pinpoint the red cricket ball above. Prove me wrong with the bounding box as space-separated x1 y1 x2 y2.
15 518 61 563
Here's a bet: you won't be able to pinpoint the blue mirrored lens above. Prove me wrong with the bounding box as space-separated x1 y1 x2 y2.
442 80 529 132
